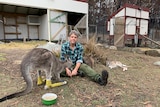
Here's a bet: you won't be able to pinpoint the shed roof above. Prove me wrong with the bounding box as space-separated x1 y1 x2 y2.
0 0 88 14
0 4 47 15
108 3 149 20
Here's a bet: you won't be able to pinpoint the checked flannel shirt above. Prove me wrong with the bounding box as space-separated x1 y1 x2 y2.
60 41 83 65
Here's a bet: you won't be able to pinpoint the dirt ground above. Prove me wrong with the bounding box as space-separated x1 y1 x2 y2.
0 41 160 107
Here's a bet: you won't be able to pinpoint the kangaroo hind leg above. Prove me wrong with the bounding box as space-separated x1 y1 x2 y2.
53 71 62 82
37 70 45 85
44 68 52 89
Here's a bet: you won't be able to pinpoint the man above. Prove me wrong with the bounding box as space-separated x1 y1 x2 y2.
60 30 108 86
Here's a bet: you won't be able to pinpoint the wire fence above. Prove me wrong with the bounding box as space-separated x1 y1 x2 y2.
88 24 109 43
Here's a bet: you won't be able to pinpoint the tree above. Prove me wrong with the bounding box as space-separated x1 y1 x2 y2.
88 0 160 24
88 0 112 25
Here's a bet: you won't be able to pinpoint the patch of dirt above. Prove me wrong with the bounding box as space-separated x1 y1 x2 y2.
0 42 160 107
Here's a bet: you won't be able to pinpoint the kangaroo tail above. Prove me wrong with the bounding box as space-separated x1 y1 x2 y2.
0 66 33 102
0 81 33 102
0 90 27 102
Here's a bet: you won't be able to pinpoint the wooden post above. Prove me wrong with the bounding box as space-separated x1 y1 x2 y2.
140 34 160 46
51 25 66 41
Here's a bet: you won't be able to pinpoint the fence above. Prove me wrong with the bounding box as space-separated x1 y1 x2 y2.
149 29 160 41
88 24 109 43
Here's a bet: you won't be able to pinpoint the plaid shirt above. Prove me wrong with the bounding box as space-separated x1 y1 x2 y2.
60 41 83 65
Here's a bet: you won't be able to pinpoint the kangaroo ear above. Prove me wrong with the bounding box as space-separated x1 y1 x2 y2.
64 54 69 61
64 54 67 58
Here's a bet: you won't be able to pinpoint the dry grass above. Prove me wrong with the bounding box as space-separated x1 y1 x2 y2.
83 36 108 65
0 53 6 61
0 40 47 49
0 41 160 107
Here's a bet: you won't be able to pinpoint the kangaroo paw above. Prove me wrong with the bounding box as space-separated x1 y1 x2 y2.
37 77 45 85
44 80 52 89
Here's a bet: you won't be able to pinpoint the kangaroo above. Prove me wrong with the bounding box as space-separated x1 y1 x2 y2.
106 60 128 71
83 56 95 68
0 48 72 102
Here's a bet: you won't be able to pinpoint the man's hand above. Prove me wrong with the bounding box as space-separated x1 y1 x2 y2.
66 62 81 77
66 68 72 77
71 69 78 76
71 62 81 76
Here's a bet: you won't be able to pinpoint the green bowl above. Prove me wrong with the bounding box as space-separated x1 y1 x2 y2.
42 93 57 106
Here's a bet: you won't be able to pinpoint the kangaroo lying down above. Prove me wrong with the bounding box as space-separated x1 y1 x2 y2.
106 61 128 71
0 48 72 102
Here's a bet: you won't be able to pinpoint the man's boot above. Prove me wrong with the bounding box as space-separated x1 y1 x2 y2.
97 70 109 86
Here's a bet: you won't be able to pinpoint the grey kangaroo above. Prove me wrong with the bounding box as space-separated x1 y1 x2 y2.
0 48 72 102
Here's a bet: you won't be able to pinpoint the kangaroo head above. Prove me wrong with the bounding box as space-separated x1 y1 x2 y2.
64 54 73 68
106 60 110 66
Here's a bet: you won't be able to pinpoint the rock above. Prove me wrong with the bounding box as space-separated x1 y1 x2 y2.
153 61 160 66
145 50 160 57
109 46 117 50
0 41 4 44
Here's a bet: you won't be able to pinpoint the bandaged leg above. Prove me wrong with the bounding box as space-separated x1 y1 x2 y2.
50 81 67 87
37 70 45 85
44 68 53 89
44 79 52 89
44 69 67 89
37 77 45 85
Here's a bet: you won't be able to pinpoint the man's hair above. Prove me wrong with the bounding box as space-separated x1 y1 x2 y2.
69 30 79 37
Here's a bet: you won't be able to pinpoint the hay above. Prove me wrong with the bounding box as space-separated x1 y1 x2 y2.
83 36 107 65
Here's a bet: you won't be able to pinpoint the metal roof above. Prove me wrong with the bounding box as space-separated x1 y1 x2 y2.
0 4 47 15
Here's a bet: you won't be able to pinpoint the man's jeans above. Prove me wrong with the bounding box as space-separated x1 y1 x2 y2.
60 63 101 82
